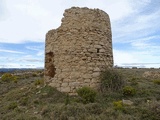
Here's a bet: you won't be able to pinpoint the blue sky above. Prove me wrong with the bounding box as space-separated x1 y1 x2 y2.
0 0 160 68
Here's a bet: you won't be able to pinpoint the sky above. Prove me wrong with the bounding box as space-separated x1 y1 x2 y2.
0 0 160 68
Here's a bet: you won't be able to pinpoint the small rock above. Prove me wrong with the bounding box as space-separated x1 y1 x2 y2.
36 91 41 94
36 85 40 89
122 99 133 106
34 111 39 114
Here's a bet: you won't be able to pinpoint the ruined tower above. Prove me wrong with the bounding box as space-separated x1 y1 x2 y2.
45 7 113 94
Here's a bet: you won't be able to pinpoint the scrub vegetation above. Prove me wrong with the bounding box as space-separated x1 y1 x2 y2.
0 68 160 120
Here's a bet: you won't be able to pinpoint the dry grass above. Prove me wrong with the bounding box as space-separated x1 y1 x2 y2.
0 68 160 120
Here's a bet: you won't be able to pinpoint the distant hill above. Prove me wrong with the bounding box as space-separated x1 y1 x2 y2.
0 68 44 72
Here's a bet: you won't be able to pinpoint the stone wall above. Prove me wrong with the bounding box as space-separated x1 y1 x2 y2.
45 7 113 95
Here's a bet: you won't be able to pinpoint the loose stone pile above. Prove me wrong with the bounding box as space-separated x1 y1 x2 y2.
45 7 113 95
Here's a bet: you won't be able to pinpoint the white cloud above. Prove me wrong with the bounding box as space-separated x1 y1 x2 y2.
105 0 133 21
0 0 136 43
18 54 44 63
26 46 41 51
129 35 160 48
113 49 139 65
20 58 43 62
1 0 159 44
0 49 24 54
37 51 44 56
0 63 41 68
112 0 160 44
0 0 159 68
0 0 8 21
26 45 44 56
0 0 55 43
113 48 160 68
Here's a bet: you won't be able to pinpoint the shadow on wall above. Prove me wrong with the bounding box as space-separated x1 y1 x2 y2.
45 52 56 78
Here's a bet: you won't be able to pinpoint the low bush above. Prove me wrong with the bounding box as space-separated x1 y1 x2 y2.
153 79 160 85
34 79 44 86
130 77 139 86
122 86 136 96
7 102 18 110
19 97 28 106
32 73 37 77
150 102 160 119
65 94 70 105
76 86 97 104
41 86 54 95
100 68 125 92
113 100 124 111
1 73 17 82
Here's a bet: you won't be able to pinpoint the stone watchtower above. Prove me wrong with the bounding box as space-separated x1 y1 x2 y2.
45 7 113 94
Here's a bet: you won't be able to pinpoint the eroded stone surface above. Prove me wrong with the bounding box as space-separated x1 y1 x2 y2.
45 7 113 94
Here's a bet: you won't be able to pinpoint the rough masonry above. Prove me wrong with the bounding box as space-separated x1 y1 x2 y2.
45 7 113 95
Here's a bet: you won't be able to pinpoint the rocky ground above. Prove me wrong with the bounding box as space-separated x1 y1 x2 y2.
0 68 160 120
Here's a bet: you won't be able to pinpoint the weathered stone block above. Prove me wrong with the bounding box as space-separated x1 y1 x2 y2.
61 82 68 87
83 74 92 79
61 87 71 92
93 67 101 72
92 72 100 77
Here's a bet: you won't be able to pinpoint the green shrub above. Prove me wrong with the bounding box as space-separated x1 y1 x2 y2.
1 73 17 82
13 76 18 83
40 86 57 97
123 86 136 96
34 79 44 86
100 68 125 92
65 94 70 105
19 97 28 106
149 102 160 119
76 86 97 104
7 102 18 110
33 99 40 104
24 75 30 79
113 100 124 111
153 79 160 85
130 77 138 86
32 73 37 77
